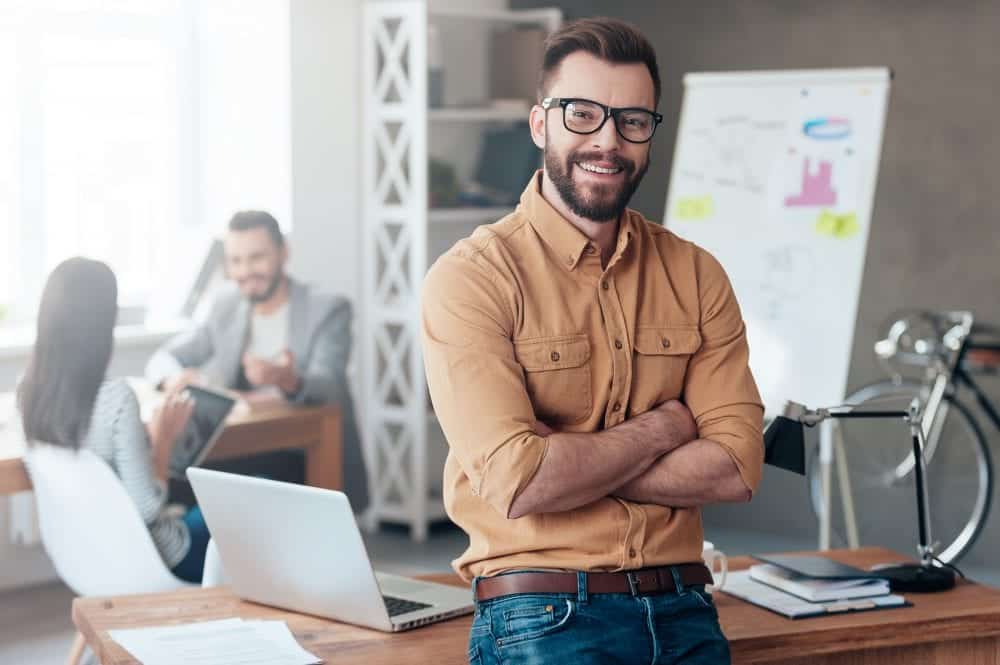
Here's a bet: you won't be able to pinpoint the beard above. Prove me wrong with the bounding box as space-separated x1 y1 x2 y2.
244 271 285 304
544 145 649 222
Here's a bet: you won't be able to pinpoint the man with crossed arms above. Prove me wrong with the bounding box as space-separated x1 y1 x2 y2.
422 17 763 665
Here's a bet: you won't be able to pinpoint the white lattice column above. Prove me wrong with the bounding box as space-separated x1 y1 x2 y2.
362 0 430 541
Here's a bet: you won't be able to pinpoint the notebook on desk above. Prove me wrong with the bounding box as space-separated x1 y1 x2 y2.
722 571 909 620
749 563 890 602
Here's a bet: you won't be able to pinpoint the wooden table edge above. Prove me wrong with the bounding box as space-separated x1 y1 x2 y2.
70 549 1000 664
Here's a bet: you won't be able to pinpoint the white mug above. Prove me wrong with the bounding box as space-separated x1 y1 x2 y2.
701 541 728 592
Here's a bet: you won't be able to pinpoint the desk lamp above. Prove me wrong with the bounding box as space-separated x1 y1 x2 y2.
763 399 956 592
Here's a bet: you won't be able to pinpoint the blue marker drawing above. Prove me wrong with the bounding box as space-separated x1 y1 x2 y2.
803 117 851 140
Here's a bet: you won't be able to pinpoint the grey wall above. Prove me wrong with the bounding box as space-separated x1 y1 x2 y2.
512 0 1000 566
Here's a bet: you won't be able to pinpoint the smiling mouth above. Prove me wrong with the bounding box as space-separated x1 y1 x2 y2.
576 161 624 175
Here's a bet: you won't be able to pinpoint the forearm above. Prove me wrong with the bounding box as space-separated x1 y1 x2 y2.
615 438 751 507
145 349 185 388
507 408 690 518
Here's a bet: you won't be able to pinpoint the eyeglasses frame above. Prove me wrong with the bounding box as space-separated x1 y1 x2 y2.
540 96 663 144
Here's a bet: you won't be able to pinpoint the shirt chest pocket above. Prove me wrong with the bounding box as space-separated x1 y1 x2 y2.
513 334 592 426
631 327 702 413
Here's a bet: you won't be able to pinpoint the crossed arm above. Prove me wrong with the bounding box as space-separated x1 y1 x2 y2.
507 401 752 519
422 250 762 523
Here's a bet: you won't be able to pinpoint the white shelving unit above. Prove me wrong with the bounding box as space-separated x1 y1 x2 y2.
361 0 560 541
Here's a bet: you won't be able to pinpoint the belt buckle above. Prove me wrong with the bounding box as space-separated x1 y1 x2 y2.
626 571 644 597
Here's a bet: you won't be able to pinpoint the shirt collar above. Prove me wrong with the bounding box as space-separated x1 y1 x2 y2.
520 171 635 271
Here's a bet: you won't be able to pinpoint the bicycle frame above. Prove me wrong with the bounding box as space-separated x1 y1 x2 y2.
895 337 1000 481
954 340 1000 431
816 312 998 557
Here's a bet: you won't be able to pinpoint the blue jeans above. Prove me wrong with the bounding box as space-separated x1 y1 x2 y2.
468 572 730 665
170 506 211 583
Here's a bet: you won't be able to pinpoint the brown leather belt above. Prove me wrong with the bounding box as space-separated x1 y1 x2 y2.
475 563 714 602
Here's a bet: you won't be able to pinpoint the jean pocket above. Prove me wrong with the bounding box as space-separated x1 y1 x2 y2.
468 645 483 665
686 585 715 610
497 598 576 647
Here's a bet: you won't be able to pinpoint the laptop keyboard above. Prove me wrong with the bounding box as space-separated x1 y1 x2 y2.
383 595 433 617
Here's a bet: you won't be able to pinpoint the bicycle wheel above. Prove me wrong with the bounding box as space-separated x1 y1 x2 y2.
808 380 993 563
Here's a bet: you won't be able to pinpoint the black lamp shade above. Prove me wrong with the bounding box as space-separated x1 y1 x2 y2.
763 416 806 475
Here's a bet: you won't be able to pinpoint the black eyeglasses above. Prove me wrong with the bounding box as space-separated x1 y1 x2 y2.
541 97 663 144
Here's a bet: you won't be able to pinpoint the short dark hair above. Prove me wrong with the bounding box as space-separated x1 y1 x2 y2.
228 210 284 247
18 258 118 449
538 17 661 107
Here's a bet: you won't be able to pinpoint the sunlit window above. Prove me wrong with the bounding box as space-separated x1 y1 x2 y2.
0 0 291 328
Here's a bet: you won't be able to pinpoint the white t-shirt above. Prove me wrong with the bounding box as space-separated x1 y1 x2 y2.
247 302 289 361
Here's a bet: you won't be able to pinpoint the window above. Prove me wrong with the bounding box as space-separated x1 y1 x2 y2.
0 0 291 328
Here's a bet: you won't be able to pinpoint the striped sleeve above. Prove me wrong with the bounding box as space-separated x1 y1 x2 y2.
86 380 191 568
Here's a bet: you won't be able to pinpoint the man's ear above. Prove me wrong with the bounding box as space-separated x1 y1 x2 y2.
529 104 547 150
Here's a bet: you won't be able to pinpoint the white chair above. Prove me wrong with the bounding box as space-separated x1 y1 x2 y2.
24 444 223 665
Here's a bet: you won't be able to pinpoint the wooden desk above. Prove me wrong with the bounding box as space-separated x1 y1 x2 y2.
73 548 1000 665
0 403 342 495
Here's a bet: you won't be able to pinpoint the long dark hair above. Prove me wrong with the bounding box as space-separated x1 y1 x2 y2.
18 258 118 448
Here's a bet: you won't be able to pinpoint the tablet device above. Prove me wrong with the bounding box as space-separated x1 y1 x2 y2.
167 385 237 478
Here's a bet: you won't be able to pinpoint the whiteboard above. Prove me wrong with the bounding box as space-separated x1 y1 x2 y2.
663 68 891 416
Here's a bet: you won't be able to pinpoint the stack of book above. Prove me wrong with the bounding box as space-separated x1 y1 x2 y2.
748 563 890 602
720 555 908 619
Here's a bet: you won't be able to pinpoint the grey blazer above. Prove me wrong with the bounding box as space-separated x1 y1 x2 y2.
145 278 368 511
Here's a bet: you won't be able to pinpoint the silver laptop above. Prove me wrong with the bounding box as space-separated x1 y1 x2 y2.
187 468 473 632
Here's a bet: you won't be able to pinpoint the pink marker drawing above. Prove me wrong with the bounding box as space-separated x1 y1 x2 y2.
784 158 837 207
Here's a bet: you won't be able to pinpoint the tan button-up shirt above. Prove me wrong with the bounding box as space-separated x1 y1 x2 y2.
422 173 763 581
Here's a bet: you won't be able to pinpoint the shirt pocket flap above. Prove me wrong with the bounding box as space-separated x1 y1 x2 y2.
514 335 591 372
634 327 702 356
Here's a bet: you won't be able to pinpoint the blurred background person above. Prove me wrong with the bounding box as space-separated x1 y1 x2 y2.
145 210 368 513
17 257 209 583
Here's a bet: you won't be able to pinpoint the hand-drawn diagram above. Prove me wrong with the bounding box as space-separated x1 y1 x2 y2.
677 115 785 197
784 158 837 207
803 117 852 140
758 244 816 321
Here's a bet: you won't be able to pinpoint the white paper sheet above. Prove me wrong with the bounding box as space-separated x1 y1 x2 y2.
109 618 322 665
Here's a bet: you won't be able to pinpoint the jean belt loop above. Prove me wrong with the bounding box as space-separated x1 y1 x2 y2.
471 576 480 612
670 565 686 594
577 571 589 604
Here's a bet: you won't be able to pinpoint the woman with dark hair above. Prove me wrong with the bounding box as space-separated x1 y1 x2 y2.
18 257 210 582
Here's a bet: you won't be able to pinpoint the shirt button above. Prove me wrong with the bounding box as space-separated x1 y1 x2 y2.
628 548 637 558
614 339 623 350
550 351 560 362
661 338 671 349
613 402 622 412
601 281 610 290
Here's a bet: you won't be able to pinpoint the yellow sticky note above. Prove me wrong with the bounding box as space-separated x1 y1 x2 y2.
675 195 714 221
815 210 859 238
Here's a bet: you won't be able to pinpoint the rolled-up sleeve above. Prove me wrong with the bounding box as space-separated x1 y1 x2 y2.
684 249 765 494
421 252 548 518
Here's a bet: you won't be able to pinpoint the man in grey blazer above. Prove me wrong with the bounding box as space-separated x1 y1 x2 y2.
146 210 368 512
